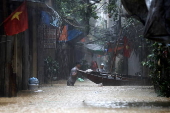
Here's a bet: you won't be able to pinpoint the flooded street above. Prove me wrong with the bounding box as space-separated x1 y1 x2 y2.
0 80 170 113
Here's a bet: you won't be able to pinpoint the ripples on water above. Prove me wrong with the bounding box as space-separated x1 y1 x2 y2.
83 101 170 108
0 80 170 113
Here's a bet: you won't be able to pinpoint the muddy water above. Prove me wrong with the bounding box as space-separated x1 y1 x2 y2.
0 80 170 113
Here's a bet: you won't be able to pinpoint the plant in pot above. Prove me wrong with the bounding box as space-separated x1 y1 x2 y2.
44 56 59 85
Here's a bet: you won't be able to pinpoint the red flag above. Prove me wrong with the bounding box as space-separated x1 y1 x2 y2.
123 37 131 58
4 2 28 36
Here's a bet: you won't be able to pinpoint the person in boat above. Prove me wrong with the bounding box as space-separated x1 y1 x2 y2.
67 62 81 86
90 61 98 71
96 63 106 73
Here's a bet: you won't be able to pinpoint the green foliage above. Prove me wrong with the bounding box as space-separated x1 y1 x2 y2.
122 18 140 29
54 0 98 25
89 27 112 45
121 17 148 57
44 56 59 77
142 42 170 97
107 0 119 20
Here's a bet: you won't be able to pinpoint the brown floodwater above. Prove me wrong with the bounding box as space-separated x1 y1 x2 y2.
0 80 170 113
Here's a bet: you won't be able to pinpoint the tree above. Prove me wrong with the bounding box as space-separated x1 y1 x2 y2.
53 0 99 34
142 42 170 97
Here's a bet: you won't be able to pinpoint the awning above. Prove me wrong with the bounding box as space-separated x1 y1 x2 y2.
85 44 105 55
67 29 83 41
59 27 84 44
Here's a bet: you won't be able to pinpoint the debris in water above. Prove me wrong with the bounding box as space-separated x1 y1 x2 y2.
34 90 43 93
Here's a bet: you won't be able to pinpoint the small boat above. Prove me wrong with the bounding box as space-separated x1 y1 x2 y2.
78 70 151 86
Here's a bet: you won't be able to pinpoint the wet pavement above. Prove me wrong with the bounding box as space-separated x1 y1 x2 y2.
0 79 170 113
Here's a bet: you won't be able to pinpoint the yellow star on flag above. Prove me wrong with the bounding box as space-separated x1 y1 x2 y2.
11 12 22 20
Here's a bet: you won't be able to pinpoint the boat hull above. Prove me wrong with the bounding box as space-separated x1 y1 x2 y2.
78 70 151 86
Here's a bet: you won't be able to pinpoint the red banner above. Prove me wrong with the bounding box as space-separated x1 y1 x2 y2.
4 2 28 36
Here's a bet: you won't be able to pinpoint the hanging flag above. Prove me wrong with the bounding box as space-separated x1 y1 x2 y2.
123 37 132 58
59 26 68 41
4 2 28 36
